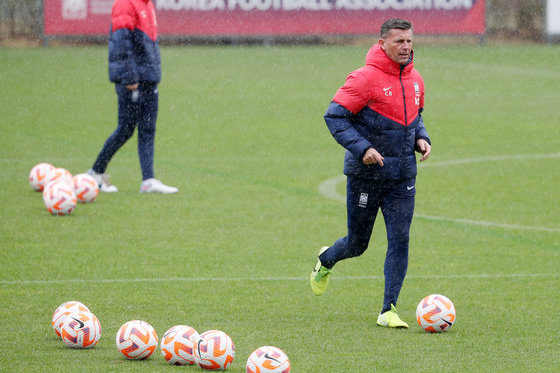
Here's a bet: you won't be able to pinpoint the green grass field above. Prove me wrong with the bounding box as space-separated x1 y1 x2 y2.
1 42 559 372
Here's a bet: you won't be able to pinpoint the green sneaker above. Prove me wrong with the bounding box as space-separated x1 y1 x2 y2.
310 246 332 296
376 304 409 329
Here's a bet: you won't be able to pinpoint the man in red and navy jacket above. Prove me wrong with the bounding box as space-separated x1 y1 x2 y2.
108 0 160 85
88 0 178 194
310 19 431 328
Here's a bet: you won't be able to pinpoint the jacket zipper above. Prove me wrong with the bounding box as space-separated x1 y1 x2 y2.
399 65 409 177
399 65 407 126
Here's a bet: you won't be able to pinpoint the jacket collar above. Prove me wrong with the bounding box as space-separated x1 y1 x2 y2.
365 43 414 75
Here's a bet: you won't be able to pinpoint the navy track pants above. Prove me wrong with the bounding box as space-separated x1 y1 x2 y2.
92 82 158 180
319 175 416 311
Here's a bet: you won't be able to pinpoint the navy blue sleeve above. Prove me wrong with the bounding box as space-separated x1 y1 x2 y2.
324 101 373 160
414 111 431 146
108 27 138 85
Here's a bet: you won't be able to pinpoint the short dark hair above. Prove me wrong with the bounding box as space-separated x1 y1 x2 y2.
380 19 413 38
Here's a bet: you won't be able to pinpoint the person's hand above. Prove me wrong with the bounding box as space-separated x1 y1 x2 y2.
126 83 139 90
417 139 431 162
362 148 384 166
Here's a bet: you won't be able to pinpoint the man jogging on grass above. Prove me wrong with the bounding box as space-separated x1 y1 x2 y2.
310 18 431 328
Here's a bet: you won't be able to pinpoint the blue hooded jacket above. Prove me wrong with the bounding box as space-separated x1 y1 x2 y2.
324 43 430 180
108 0 161 85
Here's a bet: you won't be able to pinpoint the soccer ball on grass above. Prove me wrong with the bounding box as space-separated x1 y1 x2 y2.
72 173 99 203
416 294 456 333
52 301 90 337
116 320 158 360
43 179 77 215
29 162 55 191
246 346 291 373
60 311 101 348
160 325 200 365
194 329 235 370
44 167 73 186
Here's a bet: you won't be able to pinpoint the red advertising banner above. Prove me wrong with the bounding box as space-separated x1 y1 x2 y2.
44 0 486 36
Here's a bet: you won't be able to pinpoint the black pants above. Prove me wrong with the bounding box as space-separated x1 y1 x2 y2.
92 82 158 181
320 175 416 311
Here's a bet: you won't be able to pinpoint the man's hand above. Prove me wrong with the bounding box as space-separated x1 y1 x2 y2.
126 83 139 90
362 148 384 166
417 139 431 162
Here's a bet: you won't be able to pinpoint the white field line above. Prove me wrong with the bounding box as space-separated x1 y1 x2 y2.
4 153 557 287
318 153 560 232
414 214 560 233
419 152 560 168
0 272 558 286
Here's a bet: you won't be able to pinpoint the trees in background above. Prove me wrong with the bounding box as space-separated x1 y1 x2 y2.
0 0 41 39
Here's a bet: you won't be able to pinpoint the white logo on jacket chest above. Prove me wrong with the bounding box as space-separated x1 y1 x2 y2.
383 86 392 96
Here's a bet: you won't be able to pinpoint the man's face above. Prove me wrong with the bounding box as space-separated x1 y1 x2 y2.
379 28 413 65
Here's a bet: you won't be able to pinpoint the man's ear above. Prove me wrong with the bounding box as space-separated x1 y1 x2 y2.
379 39 385 51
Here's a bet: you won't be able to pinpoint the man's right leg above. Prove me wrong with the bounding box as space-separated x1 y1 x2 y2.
90 85 139 192
310 176 380 295
319 176 379 267
309 246 332 296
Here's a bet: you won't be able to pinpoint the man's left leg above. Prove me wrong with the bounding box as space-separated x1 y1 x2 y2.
137 83 178 194
376 177 416 328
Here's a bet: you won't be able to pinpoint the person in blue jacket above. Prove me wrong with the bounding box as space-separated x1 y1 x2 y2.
88 0 177 194
310 19 431 328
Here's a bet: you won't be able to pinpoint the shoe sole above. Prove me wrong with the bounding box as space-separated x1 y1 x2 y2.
376 322 408 328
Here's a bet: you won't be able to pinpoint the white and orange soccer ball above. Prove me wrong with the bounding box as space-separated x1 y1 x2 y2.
416 294 456 333
160 325 200 365
116 320 158 360
60 311 101 348
72 173 99 203
194 330 235 370
29 162 55 191
52 301 90 337
44 167 73 186
43 180 77 215
246 346 291 373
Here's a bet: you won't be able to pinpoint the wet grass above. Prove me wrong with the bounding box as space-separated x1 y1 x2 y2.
0 43 559 372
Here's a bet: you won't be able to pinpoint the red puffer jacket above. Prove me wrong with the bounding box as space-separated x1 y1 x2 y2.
324 43 431 180
108 0 161 85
